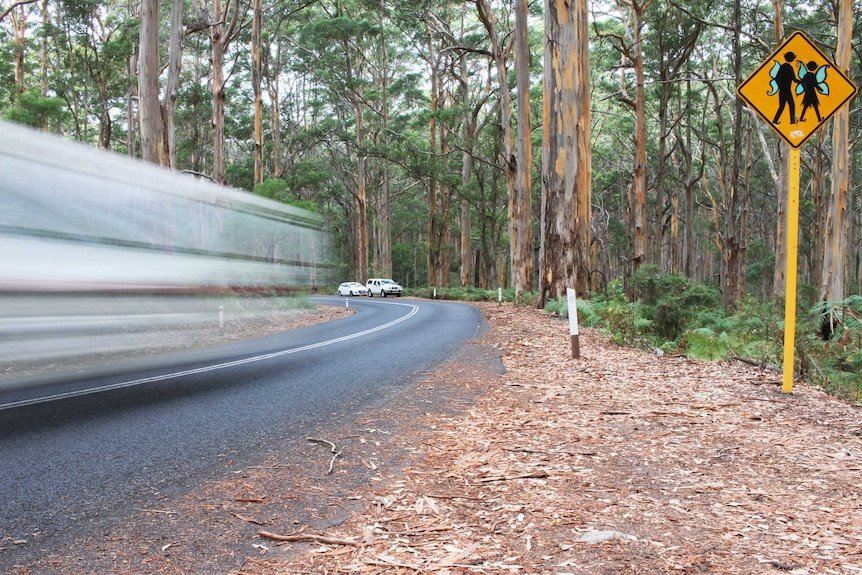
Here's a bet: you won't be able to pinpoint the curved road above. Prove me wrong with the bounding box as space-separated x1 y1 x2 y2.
0 297 484 562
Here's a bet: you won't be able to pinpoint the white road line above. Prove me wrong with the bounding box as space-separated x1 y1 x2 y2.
0 301 419 411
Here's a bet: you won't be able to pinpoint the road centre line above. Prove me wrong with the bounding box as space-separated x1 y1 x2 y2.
0 301 419 411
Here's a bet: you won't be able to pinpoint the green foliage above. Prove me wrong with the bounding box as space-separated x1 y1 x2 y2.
226 157 255 192
543 297 567 318
3 90 67 127
683 327 730 360
804 296 862 400
406 286 539 306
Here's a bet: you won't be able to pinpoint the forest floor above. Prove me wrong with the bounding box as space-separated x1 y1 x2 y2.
5 300 862 575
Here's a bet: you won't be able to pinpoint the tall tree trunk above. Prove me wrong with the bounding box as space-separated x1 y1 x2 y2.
476 0 529 295
437 119 453 287
379 1 392 278
739 117 753 302
616 0 649 273
819 0 852 326
40 0 50 130
252 0 264 185
268 46 283 178
211 0 227 183
538 0 591 308
425 19 443 287
124 0 138 154
264 26 284 178
653 77 669 268
138 0 165 165
165 0 183 168
723 0 744 309
355 104 369 283
458 50 475 287
12 4 26 106
513 0 533 293
426 77 454 288
811 132 827 287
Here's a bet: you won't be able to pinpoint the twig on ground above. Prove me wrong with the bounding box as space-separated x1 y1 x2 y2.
230 511 267 525
307 437 342 474
476 470 549 483
258 530 358 546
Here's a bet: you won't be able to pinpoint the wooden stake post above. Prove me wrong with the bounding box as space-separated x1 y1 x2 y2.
567 288 580 359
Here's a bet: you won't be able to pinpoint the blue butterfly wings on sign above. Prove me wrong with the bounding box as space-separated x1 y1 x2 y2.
767 60 781 96
796 61 829 95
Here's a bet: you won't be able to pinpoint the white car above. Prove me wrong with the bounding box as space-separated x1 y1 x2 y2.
337 282 369 296
366 278 403 297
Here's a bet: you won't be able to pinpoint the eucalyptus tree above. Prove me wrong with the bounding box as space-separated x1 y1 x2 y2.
610 0 650 274
292 0 388 281
138 0 163 163
188 0 247 183
820 0 854 328
0 0 66 130
643 2 703 272
538 0 592 307
419 3 455 287
475 0 533 296
30 0 137 146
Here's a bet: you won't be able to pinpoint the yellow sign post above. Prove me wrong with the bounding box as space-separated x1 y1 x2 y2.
737 31 857 392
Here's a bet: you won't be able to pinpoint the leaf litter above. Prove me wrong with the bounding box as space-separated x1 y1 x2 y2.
241 302 862 575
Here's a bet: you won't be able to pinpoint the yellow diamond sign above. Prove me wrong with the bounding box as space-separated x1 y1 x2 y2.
737 31 857 148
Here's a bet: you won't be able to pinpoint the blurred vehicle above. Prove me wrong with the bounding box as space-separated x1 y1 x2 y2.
337 282 369 296
366 278 403 297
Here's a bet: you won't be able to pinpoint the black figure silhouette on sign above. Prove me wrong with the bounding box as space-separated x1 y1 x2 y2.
769 51 799 125
797 60 829 122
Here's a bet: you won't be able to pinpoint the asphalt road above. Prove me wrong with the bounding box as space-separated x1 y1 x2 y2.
0 297 484 563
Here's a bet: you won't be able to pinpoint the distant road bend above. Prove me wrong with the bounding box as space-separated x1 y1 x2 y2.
0 296 485 567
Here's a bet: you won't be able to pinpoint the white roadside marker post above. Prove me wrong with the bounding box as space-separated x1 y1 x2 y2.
567 288 580 359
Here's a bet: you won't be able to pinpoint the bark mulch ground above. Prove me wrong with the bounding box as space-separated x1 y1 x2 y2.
4 301 861 574
240 302 862 575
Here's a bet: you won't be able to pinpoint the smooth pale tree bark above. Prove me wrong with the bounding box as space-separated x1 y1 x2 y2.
252 0 263 185
819 0 853 327
538 0 592 308
138 0 165 165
